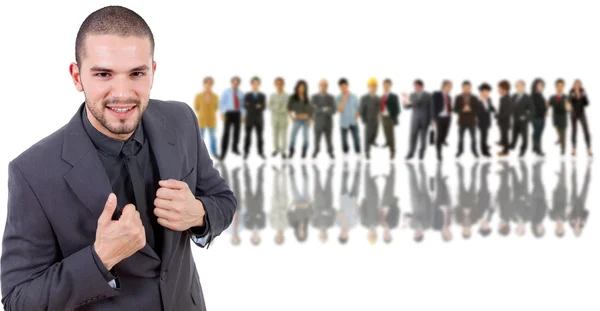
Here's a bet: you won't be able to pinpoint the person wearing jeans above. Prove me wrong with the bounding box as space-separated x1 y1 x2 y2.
336 78 361 155
194 76 219 157
530 78 547 156
287 80 314 158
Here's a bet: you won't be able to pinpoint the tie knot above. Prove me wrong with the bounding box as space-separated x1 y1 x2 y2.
121 139 141 158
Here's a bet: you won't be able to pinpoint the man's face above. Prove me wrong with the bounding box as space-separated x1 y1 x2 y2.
516 81 525 93
204 80 213 92
232 79 240 89
339 83 349 93
556 82 564 93
383 82 392 93
319 80 328 93
443 83 452 93
251 80 260 92
70 34 155 140
462 84 471 94
368 84 377 94
275 79 284 92
414 83 423 92
480 89 490 98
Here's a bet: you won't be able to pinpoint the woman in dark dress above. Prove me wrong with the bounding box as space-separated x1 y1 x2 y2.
569 79 592 157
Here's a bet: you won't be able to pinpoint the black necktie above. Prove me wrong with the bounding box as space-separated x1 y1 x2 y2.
121 139 156 252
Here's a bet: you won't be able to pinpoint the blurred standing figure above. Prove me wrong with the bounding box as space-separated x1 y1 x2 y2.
270 165 289 245
337 161 361 244
477 83 496 157
194 76 219 157
569 79 592 157
287 80 314 159
496 80 513 156
336 78 361 155
311 79 336 159
510 80 533 157
359 77 381 160
402 79 435 160
269 77 290 159
219 76 244 160
380 78 401 159
243 163 266 246
432 80 453 161
548 78 570 156
454 80 481 158
243 76 267 160
530 78 547 156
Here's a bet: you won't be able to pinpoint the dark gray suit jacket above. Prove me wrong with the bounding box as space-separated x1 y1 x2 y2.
1 100 236 310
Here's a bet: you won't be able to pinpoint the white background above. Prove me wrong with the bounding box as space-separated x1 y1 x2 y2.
1 0 599 310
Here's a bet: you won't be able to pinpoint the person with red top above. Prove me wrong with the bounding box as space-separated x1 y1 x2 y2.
380 78 401 159
219 76 245 161
432 80 453 161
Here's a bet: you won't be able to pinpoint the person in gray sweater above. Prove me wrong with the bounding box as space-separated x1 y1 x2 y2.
311 79 336 159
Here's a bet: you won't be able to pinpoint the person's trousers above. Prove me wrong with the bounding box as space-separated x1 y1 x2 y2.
556 126 566 154
244 121 264 155
572 114 591 148
272 118 288 153
289 120 309 150
314 124 333 154
478 126 490 155
220 111 241 158
436 117 450 158
407 118 429 158
200 127 217 156
457 126 478 156
382 116 395 154
364 123 379 156
499 124 510 153
510 120 529 154
531 118 546 152
341 125 361 154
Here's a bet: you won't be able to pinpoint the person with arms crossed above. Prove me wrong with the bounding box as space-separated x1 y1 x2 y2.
530 78 547 156
1 6 236 311
336 78 361 156
287 80 314 159
477 82 496 157
569 79 593 157
359 77 382 160
311 79 336 159
548 78 570 156
509 80 533 157
269 77 290 159
453 80 481 159
242 76 267 160
496 80 513 157
219 76 245 160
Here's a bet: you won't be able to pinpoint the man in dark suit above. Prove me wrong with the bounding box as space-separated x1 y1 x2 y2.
496 80 513 157
432 80 453 161
243 76 267 160
380 78 401 159
1 6 236 311
453 80 481 158
510 80 533 157
477 83 497 157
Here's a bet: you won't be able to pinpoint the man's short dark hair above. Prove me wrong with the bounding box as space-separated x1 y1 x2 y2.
414 79 424 87
441 80 452 88
231 76 241 84
479 83 492 92
203 76 213 84
275 77 284 84
555 78 565 85
251 76 261 84
462 80 471 86
75 6 154 66
338 78 349 86
498 80 511 92
383 78 392 85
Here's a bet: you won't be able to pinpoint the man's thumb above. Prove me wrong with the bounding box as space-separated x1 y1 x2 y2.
100 193 117 221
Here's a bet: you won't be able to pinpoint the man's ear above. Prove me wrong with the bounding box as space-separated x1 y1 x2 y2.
69 62 84 92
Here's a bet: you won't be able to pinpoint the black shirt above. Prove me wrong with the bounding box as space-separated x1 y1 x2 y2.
531 92 547 119
83 109 163 282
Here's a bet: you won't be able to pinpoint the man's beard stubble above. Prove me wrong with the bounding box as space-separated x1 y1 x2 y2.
85 96 145 136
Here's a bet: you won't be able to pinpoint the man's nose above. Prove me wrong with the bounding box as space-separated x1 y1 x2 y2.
110 77 133 99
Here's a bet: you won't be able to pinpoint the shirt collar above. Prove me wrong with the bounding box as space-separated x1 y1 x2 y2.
82 107 144 157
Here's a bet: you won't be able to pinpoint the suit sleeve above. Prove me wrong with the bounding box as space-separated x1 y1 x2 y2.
187 105 237 246
1 162 120 311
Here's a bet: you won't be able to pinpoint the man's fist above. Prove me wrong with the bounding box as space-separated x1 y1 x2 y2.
154 179 206 232
93 193 146 270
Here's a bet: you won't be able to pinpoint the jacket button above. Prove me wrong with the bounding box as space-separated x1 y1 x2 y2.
160 272 166 281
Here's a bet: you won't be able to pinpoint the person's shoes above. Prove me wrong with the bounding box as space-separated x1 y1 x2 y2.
272 151 279 157
419 153 425 161
312 151 318 159
482 152 491 158
390 151 395 160
473 152 479 159
498 151 508 157
456 152 462 158
366 153 370 160
405 154 413 161
588 149 594 157
443 141 448 147
243 153 249 160
519 151 526 158
289 147 295 159
259 154 266 160
301 147 308 159
233 150 240 156
437 154 443 162
282 153 287 159
538 150 545 157
329 152 335 160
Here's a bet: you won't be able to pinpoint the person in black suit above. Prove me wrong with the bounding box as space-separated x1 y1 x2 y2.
1 6 236 310
477 83 496 157
548 79 570 156
530 78 548 156
380 78 401 159
453 80 481 158
243 76 267 160
432 80 453 161
509 80 533 157
497 80 514 156
380 163 400 243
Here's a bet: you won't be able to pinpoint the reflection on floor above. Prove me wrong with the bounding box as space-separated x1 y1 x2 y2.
214 159 591 245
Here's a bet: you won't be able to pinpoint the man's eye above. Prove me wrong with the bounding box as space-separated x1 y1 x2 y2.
132 72 145 77
95 72 110 78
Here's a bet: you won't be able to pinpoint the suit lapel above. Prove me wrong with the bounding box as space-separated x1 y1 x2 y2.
142 101 183 266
